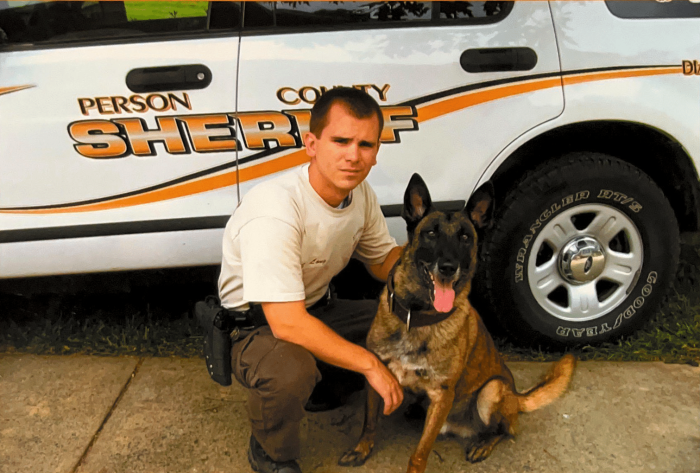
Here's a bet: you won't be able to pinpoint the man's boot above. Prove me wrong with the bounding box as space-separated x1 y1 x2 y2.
248 435 302 473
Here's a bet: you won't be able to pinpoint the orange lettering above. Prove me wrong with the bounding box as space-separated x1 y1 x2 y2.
179 114 239 153
236 112 297 150
69 120 128 159
380 106 417 143
113 117 186 156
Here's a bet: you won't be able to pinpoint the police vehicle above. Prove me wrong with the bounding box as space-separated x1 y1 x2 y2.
1 1 699 346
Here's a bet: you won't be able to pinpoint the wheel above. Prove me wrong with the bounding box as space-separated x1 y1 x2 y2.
480 153 680 346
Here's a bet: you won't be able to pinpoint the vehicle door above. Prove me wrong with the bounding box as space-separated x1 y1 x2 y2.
235 1 564 241
0 1 241 276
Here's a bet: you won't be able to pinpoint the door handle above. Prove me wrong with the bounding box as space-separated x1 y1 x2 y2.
460 48 537 73
126 64 212 93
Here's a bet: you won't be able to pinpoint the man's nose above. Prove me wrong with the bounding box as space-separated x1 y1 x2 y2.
345 144 361 162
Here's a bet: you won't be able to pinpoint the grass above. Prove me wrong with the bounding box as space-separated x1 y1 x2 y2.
0 268 212 358
0 245 698 364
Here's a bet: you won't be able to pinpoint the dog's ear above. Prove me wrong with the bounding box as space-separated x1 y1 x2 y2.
466 182 494 229
402 173 433 236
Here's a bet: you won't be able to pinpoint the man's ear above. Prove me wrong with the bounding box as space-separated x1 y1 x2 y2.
402 173 432 235
304 132 317 157
466 181 494 229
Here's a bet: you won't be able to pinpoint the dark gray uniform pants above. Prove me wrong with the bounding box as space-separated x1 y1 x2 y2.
230 299 377 462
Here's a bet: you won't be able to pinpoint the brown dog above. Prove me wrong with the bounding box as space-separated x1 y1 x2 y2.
339 174 576 473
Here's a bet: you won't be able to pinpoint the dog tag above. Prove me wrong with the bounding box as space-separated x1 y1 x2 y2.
406 310 411 332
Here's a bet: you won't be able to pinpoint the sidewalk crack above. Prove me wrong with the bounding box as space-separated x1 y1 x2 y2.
70 357 144 473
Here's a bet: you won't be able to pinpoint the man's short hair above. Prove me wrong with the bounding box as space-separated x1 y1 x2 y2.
309 87 384 139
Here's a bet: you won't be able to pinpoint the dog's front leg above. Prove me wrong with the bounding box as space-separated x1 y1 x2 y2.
407 387 455 473
338 384 382 467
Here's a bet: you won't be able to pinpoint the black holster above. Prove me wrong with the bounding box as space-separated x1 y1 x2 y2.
195 289 333 386
195 296 266 386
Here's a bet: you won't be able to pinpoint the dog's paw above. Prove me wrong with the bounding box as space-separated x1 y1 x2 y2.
465 435 503 463
338 444 373 467
465 443 492 463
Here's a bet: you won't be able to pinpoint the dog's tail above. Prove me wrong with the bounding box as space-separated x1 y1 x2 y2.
517 354 576 413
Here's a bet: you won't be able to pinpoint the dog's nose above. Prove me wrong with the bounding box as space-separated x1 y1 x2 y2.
438 261 458 277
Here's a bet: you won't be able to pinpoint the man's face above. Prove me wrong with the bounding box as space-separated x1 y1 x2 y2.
305 103 381 204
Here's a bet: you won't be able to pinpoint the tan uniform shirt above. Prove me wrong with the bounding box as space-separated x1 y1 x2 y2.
218 164 397 311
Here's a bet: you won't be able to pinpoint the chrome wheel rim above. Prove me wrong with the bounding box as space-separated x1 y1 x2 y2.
527 204 643 322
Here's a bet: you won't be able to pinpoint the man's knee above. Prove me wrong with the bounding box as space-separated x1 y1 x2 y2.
255 340 321 399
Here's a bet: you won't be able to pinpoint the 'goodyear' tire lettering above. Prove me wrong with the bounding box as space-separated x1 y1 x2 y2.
556 270 658 338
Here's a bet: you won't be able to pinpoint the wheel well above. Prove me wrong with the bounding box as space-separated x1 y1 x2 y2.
490 121 700 232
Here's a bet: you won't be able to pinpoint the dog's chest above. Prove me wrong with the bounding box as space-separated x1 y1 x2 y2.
371 330 449 389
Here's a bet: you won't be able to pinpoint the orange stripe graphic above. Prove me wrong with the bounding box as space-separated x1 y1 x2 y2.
417 67 682 123
0 85 35 97
2 150 310 214
1 66 682 215
417 77 563 123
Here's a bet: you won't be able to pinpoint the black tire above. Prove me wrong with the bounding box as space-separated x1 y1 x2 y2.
480 153 679 347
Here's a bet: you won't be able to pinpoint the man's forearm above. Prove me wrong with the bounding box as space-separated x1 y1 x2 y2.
262 301 379 375
367 245 403 282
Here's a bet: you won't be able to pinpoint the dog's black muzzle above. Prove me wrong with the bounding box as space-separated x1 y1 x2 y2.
437 260 458 278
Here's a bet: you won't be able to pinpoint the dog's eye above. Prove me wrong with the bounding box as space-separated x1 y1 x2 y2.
461 234 470 242
426 230 437 238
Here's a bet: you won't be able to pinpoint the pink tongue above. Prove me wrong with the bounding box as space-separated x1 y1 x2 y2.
433 280 455 313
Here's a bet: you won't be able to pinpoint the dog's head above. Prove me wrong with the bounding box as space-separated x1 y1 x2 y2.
400 173 493 313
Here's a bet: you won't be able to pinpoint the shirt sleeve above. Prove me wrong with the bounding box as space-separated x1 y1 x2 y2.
238 217 306 303
353 186 398 266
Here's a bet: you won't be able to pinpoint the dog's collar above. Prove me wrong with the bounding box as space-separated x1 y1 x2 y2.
386 261 456 331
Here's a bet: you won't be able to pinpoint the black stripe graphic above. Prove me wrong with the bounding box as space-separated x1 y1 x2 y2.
399 70 562 107
0 202 464 243
399 64 677 108
559 64 676 77
0 216 230 244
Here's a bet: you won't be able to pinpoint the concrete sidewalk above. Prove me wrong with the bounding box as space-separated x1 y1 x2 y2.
0 355 697 473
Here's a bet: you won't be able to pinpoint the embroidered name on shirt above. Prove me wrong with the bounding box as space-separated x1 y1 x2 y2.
303 258 328 267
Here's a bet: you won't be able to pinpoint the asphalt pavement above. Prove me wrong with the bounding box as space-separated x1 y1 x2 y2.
0 354 698 473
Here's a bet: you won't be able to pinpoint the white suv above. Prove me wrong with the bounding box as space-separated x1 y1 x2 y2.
1 1 698 346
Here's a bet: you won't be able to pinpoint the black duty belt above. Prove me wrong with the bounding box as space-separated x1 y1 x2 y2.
308 285 334 311
223 284 334 331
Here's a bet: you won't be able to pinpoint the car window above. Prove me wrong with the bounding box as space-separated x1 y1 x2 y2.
0 1 241 47
277 1 431 26
438 1 509 19
606 0 700 19
242 1 511 29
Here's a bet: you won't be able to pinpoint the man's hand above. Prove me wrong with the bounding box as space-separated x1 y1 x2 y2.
362 357 404 415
